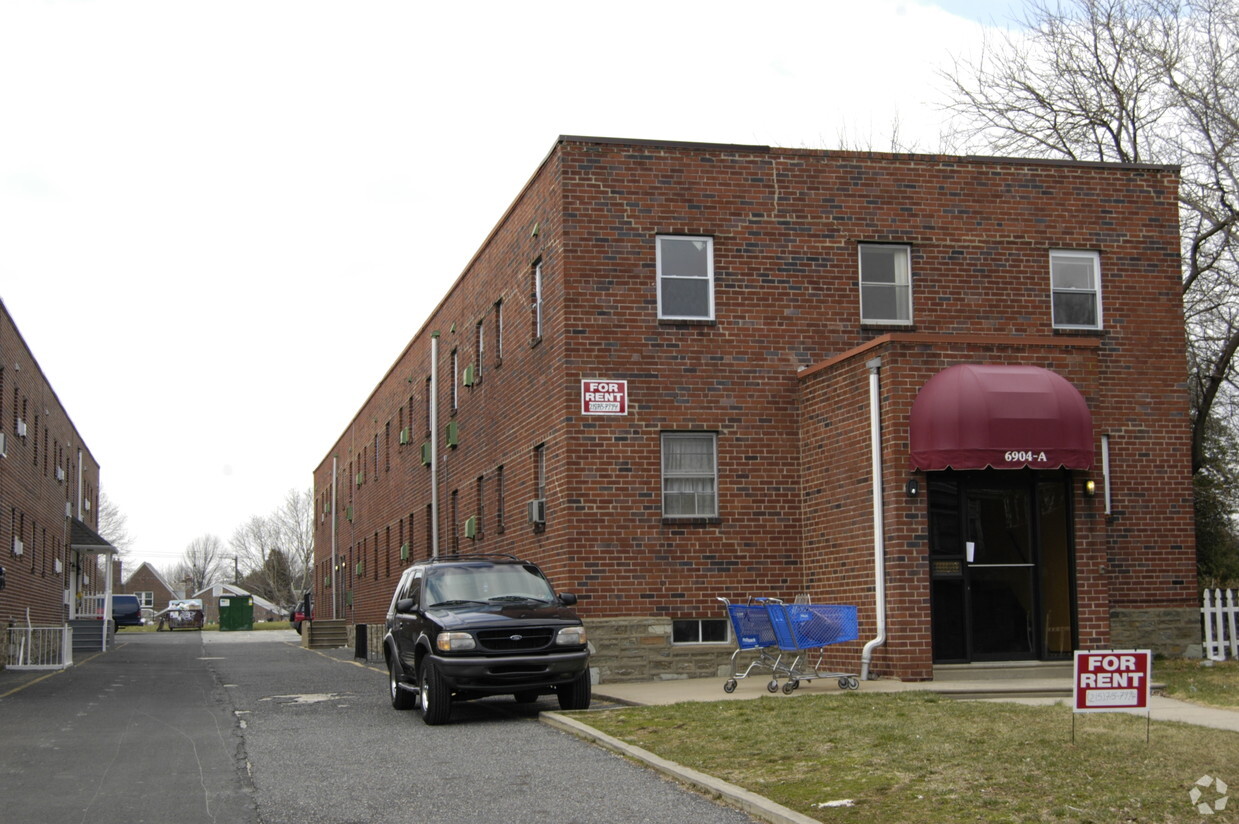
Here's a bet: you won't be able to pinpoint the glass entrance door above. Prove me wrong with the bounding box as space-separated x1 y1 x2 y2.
929 470 1074 663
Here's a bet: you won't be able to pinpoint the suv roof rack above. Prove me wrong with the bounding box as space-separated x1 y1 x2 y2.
426 553 524 564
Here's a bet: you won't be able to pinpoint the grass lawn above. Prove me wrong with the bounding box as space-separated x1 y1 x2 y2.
1156 658 1239 709
581 691 1239 823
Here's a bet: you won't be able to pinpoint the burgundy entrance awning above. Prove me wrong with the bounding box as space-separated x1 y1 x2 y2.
909 364 1093 471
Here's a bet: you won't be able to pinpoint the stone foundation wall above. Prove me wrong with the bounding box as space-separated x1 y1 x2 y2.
586 617 735 684
1110 607 1202 658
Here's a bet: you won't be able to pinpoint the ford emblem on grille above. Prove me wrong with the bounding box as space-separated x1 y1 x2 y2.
510 634 524 641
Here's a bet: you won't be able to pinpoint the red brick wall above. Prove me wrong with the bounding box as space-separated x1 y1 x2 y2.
0 300 105 625
312 138 1195 677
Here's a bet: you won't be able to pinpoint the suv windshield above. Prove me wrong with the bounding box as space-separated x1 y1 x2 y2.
424 563 555 607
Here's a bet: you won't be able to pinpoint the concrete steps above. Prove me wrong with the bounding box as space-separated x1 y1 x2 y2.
303 619 348 649
932 661 1074 699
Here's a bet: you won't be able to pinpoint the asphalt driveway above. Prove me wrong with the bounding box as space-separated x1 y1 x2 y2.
0 631 760 824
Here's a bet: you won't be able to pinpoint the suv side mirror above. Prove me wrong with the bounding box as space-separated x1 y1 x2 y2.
395 597 416 614
558 592 577 606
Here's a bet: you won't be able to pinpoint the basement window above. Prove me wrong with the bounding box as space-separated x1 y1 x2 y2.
672 618 729 644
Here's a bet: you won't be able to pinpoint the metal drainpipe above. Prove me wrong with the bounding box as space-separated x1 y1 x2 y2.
430 334 440 559
860 357 887 680
331 456 338 620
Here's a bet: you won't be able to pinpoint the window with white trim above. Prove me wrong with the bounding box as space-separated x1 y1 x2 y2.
135 591 154 608
657 236 714 320
859 244 912 324
661 432 718 517
1050 250 1102 329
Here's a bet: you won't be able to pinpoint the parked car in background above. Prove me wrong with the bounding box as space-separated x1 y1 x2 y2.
290 591 312 634
110 594 143 629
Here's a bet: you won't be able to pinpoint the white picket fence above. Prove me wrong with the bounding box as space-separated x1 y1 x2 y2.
1202 588 1239 661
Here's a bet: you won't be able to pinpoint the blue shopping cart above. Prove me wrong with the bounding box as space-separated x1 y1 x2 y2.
719 597 860 694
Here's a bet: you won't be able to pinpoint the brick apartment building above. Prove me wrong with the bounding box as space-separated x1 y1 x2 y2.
312 136 1198 682
1 298 115 632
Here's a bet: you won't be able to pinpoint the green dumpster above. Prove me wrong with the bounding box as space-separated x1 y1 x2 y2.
218 595 254 632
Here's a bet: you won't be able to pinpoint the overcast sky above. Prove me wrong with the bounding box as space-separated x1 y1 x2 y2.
0 0 1016 576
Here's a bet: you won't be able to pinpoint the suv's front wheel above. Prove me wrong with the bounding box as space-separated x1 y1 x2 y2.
419 659 452 725
557 670 592 711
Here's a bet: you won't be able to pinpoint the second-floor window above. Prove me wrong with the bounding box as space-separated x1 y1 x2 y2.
859 244 912 324
657 236 714 320
1050 250 1102 329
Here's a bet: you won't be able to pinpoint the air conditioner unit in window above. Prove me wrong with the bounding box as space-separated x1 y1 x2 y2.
527 499 546 525
0 431 6 457
12 537 23 557
444 420 459 448
463 364 477 387
464 515 479 539
16 419 27 438
65 502 72 517
421 442 432 466
83 498 91 512
399 427 410 445
55 466 65 482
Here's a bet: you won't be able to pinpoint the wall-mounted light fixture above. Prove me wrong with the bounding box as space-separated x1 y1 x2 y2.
1084 479 1097 497
905 478 920 497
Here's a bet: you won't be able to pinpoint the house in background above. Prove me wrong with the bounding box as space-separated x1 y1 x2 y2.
122 562 182 619
189 583 284 624
312 136 1198 683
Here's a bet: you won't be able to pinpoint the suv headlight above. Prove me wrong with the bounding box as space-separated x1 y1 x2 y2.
436 631 476 652
555 626 587 646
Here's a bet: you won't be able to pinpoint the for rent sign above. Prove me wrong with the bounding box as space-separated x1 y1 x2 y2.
1073 650 1152 713
581 380 628 415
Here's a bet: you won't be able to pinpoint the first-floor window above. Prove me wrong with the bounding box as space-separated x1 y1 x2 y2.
136 591 154 608
661 432 718 517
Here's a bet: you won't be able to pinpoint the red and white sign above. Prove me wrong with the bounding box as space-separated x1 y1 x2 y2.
1073 650 1152 713
581 380 628 415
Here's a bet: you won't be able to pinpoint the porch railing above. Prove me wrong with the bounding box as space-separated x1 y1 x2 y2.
78 594 107 618
5 626 73 670
1202 588 1239 661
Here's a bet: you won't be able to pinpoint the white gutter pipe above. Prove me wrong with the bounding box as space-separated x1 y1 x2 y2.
331 456 338 619
430 335 440 559
860 357 887 680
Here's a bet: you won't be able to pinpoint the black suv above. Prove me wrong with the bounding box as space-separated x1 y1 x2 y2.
383 554 591 725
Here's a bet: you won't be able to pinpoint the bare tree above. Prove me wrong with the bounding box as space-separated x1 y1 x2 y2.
170 534 226 594
96 491 133 558
230 514 285 605
274 488 314 595
940 0 1239 475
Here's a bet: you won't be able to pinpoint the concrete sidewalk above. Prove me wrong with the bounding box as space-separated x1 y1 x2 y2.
592 672 1239 732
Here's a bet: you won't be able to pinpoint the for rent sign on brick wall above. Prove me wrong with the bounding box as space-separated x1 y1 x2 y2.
581 380 627 415
1073 650 1152 713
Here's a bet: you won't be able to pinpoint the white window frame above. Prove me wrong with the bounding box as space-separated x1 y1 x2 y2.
656 235 715 321
661 432 718 518
136 591 154 608
859 243 912 325
532 260 544 340
1050 250 1102 330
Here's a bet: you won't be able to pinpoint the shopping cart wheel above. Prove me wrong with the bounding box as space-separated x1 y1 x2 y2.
837 677 850 690
846 677 860 690
767 679 779 693
782 680 797 695
723 679 737 693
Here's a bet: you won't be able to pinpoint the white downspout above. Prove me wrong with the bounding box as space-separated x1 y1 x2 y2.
331 456 338 620
430 334 440 559
860 357 887 680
